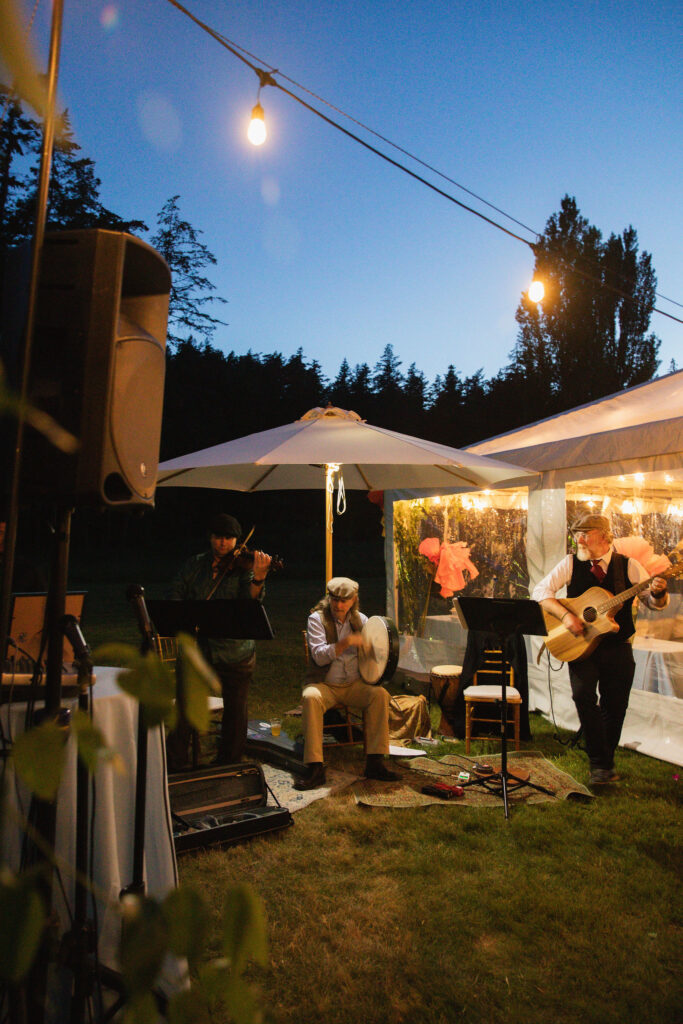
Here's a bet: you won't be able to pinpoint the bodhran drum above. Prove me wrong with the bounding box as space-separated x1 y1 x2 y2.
358 616 400 685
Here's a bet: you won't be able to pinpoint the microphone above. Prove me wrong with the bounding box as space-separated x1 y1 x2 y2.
126 583 154 650
60 614 93 668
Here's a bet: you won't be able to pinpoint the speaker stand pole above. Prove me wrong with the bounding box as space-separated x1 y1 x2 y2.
23 505 72 1024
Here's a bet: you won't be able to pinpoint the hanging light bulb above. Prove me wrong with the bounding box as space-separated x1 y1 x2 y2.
528 279 545 303
248 101 266 145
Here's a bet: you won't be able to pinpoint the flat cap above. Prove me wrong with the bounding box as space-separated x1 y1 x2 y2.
326 576 359 598
571 513 612 536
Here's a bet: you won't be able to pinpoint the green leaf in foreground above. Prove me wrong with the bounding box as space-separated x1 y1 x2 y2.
71 709 120 774
221 884 268 975
95 645 176 727
122 990 159 1024
163 885 210 966
119 895 169 998
0 870 45 983
169 963 262 1024
12 720 67 800
176 633 220 734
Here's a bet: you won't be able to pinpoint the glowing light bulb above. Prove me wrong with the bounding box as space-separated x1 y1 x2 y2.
528 279 545 303
248 103 266 145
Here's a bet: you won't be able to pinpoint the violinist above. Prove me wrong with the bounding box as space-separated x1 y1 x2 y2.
168 513 271 766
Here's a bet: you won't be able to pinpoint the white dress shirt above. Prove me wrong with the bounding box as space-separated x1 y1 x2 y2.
532 547 668 610
306 610 368 686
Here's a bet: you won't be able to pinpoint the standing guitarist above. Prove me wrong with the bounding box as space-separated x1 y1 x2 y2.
532 514 669 786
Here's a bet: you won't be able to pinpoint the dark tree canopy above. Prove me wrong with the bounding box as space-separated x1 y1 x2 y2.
510 195 660 419
1 92 145 251
150 195 227 348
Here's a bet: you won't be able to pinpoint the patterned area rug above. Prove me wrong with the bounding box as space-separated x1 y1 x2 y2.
262 764 359 813
352 750 592 808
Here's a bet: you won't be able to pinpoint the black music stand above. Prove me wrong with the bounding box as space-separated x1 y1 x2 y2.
146 598 274 642
453 597 552 818
145 599 274 774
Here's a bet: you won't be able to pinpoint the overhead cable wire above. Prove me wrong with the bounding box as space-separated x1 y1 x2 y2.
164 0 682 326
185 7 683 316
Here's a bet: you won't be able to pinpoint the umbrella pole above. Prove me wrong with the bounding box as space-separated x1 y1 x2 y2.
325 464 335 584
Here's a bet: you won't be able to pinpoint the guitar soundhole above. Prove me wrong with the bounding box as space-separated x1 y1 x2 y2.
583 606 597 624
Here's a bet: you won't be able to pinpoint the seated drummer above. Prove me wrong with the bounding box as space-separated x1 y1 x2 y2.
296 576 399 791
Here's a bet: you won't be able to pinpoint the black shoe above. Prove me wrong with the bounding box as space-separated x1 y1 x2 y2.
294 763 327 791
589 768 620 786
365 758 400 782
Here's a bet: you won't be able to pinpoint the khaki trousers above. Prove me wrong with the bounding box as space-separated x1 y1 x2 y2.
301 678 390 764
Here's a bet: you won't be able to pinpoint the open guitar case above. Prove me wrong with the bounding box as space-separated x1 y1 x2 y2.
168 761 293 854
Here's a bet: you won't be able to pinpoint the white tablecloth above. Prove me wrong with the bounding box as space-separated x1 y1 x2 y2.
1 665 178 973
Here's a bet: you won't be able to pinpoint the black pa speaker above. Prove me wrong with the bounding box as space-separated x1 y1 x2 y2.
2 229 171 507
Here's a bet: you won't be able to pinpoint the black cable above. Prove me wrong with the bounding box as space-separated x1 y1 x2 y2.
163 0 683 325
206 15 683 314
542 647 583 748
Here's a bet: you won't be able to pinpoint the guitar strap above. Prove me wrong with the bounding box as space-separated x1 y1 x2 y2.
612 551 627 598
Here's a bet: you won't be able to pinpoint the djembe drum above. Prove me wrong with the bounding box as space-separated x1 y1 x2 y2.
429 664 463 737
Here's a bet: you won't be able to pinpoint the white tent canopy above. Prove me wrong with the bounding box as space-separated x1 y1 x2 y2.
385 371 683 765
468 370 683 487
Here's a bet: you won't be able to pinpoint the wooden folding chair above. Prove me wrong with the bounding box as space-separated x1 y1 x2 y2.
463 647 522 754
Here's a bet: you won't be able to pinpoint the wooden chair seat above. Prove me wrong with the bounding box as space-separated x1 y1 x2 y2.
463 648 521 754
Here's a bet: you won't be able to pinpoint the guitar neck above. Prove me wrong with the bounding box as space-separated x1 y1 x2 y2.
599 570 667 615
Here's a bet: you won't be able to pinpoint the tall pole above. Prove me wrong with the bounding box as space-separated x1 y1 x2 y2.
325 463 336 585
11 6 67 1022
0 0 65 668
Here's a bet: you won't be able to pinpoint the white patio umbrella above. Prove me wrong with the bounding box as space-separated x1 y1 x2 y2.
158 407 535 582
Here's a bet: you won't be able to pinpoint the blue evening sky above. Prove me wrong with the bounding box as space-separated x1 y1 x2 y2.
20 0 683 388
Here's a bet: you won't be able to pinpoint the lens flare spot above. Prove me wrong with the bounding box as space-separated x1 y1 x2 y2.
136 92 182 152
100 5 120 30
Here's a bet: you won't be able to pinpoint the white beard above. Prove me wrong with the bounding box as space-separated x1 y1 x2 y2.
576 547 591 562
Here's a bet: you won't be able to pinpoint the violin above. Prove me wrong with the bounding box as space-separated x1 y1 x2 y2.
221 547 284 574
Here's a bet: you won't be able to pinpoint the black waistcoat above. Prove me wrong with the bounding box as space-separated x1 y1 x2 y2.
567 553 635 644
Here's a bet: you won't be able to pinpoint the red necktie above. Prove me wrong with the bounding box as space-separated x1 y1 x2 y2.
590 560 606 583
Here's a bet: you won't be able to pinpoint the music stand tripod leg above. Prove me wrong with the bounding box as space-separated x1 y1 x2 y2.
452 596 552 819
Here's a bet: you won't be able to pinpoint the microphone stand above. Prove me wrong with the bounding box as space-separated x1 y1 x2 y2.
58 616 96 1024
123 585 155 898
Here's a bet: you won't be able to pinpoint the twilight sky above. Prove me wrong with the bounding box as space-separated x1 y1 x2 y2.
17 0 683 388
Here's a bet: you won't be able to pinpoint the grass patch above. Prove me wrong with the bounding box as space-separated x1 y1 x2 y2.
83 564 682 1024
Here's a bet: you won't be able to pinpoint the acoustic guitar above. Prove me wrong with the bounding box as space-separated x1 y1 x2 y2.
541 560 683 663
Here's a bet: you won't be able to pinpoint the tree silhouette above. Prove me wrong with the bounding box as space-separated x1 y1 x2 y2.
2 101 145 247
150 195 227 347
510 195 660 418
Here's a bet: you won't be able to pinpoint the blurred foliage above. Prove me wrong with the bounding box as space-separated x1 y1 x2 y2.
1 639 267 1022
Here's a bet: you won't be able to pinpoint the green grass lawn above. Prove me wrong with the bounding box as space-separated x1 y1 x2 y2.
83 567 682 1024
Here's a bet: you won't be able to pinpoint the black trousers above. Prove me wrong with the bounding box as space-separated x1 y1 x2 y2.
215 656 254 764
568 642 635 771
166 654 254 770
